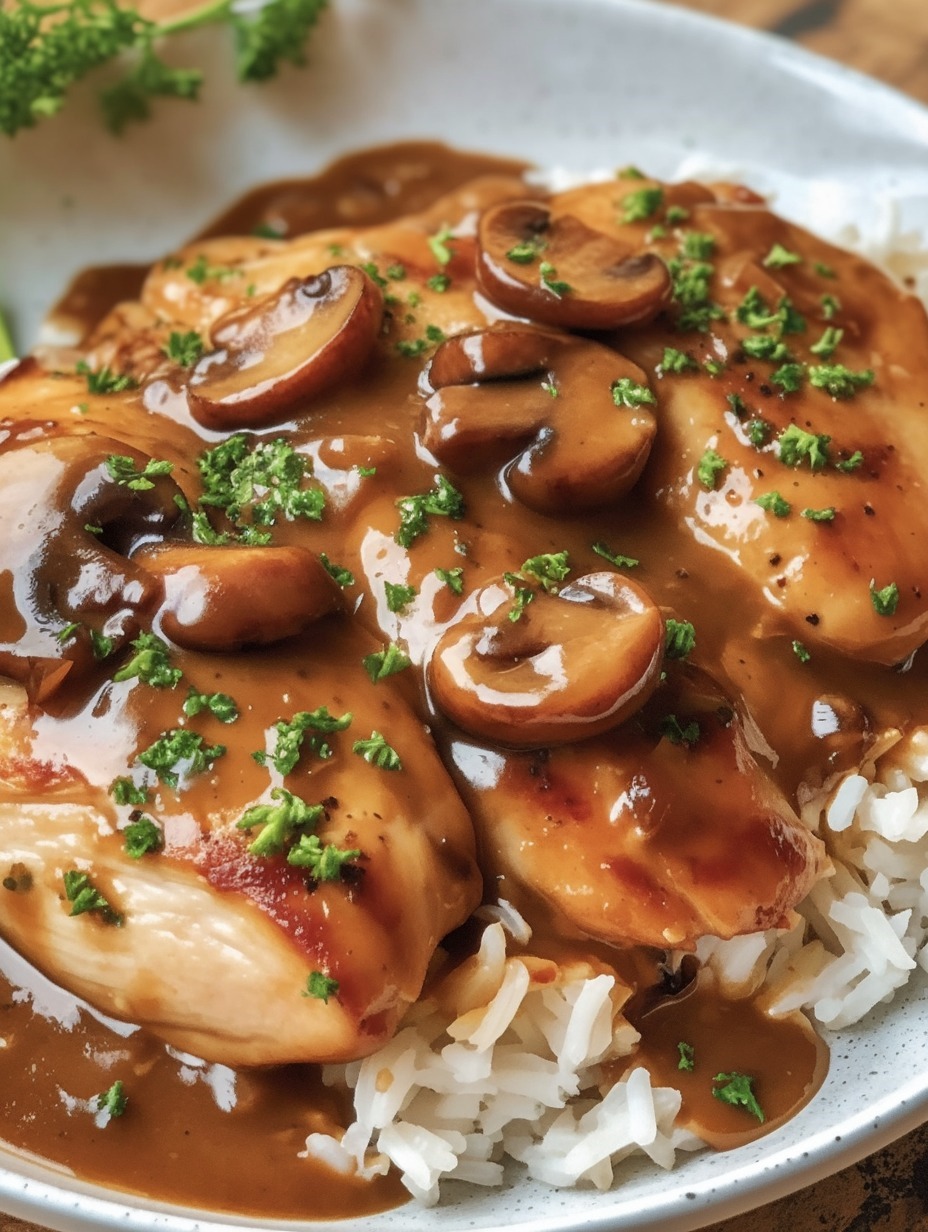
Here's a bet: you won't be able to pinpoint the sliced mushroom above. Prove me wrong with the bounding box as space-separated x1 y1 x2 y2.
428 571 664 747
422 325 657 514
476 200 671 329
186 266 384 431
0 435 181 703
136 543 340 651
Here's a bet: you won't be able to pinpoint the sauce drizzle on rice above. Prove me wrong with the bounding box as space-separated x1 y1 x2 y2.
0 141 927 1214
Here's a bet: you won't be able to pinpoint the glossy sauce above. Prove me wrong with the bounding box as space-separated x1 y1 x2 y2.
2 141 927 1216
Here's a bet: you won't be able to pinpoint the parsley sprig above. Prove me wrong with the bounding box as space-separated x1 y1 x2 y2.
0 0 329 138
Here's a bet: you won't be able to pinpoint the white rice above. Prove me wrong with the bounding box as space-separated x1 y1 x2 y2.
304 176 928 1204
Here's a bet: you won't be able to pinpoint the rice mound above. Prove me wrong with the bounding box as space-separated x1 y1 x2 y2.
305 918 701 1204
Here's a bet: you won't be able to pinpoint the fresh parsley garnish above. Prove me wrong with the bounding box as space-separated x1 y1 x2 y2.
592 541 639 569
254 707 352 776
287 834 361 881
711 1071 765 1122
76 361 137 394
754 491 791 518
303 970 339 1003
163 329 205 367
352 730 402 771
122 815 164 859
105 454 173 491
395 475 466 548
62 869 122 925
183 687 239 723
363 644 411 683
138 729 225 789
112 632 181 689
870 581 899 617
611 377 656 408
237 788 325 857
664 619 696 660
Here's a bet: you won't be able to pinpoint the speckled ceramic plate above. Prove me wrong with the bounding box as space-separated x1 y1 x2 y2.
1 1 928 1230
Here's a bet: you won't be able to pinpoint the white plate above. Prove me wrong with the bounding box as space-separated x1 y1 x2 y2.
1 2 928 1230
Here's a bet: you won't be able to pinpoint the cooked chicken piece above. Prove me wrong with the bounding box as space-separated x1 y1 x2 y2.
0 620 481 1067
542 178 928 665
445 668 828 950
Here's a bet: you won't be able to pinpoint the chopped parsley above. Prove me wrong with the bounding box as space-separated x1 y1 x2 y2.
664 619 696 660
682 231 715 260
792 640 811 663
122 815 164 858
76 360 137 394
110 777 148 806
287 834 361 881
808 363 874 399
426 272 451 293
821 293 842 321
808 326 844 359
183 687 239 723
712 1071 765 1122
592 541 639 569
90 629 115 660
762 242 802 270
352 730 402 772
254 707 352 776
755 491 791 518
303 971 339 1003
198 434 324 535
870 581 899 617
62 870 122 925
521 551 571 591
659 347 698 375
185 254 238 285
384 581 417 613
667 254 724 333
741 335 791 362
770 361 805 393
835 450 864 473
435 566 464 594
96 1080 128 1120
801 506 836 522
677 1041 695 1072
777 424 831 470
506 237 545 265
162 330 205 367
363 643 411 683
237 788 324 857
105 454 173 491
611 377 656 408
395 475 466 548
112 632 181 688
320 553 355 588
697 448 728 490
539 261 571 297
138 729 225 789
428 225 455 267
621 185 664 223
746 418 771 447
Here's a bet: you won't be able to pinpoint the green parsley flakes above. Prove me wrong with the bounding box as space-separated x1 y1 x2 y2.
303 971 339 1003
620 185 664 223
363 644 411 683
762 243 802 270
113 632 181 689
755 491 791 518
138 729 226 789
711 1071 765 1122
777 425 831 470
352 730 402 772
870 581 900 617
62 870 122 925
611 377 656 408
237 788 325 857
697 448 728 490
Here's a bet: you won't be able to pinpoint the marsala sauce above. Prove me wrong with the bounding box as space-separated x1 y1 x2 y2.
3 140 928 1216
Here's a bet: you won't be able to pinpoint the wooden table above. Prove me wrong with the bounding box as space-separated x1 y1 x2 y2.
4 3 928 1232
654 4 928 1224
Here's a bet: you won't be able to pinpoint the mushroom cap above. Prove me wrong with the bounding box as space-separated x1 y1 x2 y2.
428 571 665 747
186 266 384 430
476 200 671 330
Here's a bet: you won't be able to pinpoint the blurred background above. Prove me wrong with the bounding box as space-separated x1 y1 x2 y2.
652 0 928 102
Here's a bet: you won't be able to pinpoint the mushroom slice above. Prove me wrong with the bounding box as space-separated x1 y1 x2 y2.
0 434 180 703
428 572 664 747
136 543 340 652
186 266 384 431
422 326 657 514
476 200 671 329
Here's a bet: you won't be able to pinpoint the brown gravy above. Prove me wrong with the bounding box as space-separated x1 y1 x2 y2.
2 140 927 1218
